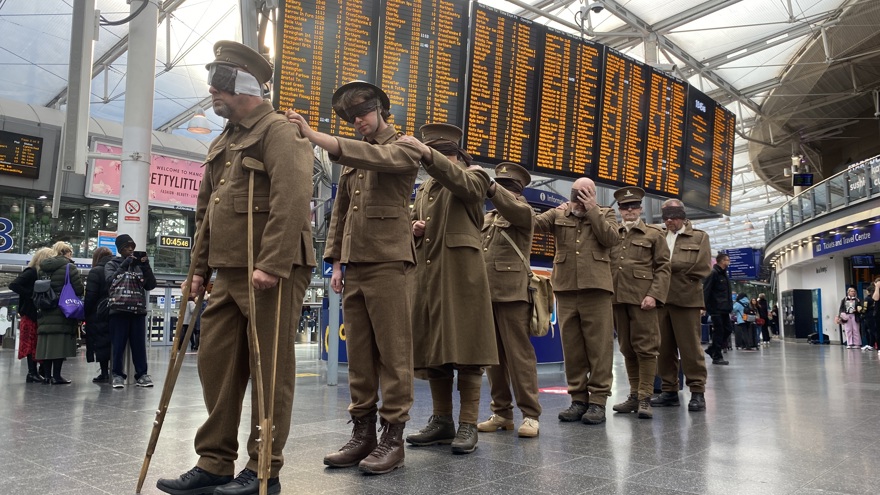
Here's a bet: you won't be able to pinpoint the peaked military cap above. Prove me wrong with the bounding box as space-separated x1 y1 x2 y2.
207 41 273 85
614 186 645 206
494 162 531 188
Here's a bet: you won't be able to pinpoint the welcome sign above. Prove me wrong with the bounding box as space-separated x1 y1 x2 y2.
813 222 880 256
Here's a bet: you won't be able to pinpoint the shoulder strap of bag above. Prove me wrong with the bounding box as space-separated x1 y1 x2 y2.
64 263 71 283
499 230 534 277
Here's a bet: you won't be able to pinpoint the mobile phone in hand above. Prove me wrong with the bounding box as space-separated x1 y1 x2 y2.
133 251 148 260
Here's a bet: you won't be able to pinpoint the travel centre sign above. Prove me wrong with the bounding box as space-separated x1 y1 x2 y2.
813 222 880 256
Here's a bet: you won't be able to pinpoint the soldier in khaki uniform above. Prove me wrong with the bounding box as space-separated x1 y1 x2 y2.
397 124 496 455
287 82 422 474
651 199 713 412
476 162 542 438
534 178 619 425
609 187 671 420
157 41 315 495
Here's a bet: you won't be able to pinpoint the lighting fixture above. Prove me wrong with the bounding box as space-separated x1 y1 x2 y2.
10 202 20 213
187 109 212 134
37 195 47 200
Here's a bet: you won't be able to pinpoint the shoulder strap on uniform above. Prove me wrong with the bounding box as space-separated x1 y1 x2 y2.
499 230 534 277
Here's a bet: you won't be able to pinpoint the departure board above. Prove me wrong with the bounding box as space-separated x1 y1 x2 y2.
379 0 468 136
465 4 541 165
710 103 736 214
274 0 379 138
595 48 649 187
0 130 42 179
682 87 715 212
533 28 603 179
642 69 687 196
530 206 556 261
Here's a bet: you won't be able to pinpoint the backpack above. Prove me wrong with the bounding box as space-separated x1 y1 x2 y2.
528 273 554 337
108 269 148 314
32 274 58 313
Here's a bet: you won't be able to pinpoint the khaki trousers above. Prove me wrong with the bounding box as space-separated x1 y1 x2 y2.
556 290 614 406
195 265 310 477
485 301 542 419
343 262 414 424
613 303 660 399
657 305 707 393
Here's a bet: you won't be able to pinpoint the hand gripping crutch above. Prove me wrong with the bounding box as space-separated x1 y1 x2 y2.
136 209 210 494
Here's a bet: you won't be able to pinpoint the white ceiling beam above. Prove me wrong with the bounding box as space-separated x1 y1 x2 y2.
45 0 189 108
685 14 836 74
652 0 744 33
600 0 762 116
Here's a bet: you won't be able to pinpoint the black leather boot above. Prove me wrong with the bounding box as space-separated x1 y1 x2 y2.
650 391 680 407
451 423 478 454
558 401 589 421
156 466 233 495
406 415 455 446
214 468 280 495
359 419 405 474
323 414 377 467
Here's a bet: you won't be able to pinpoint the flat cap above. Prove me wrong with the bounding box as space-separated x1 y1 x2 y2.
494 162 531 188
614 186 645 205
207 41 273 85
419 123 463 145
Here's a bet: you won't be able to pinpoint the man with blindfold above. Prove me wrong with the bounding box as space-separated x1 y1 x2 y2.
396 124 496 455
286 81 421 474
534 178 619 425
476 162 543 438
157 40 316 495
609 187 671 420
651 199 712 413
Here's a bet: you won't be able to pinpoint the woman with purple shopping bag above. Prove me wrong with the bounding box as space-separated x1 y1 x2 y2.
36 241 84 384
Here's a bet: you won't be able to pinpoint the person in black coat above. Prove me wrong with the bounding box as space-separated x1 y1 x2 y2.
702 252 733 365
104 234 157 388
85 247 113 382
9 247 56 383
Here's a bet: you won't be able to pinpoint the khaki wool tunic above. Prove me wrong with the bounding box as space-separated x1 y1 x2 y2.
411 150 497 369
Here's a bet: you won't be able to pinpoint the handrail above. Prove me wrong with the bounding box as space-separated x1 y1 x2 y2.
764 154 880 245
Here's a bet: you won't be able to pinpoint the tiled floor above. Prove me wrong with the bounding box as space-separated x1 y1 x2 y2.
1 339 879 495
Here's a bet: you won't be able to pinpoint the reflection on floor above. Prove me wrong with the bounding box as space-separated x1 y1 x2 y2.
1 340 878 494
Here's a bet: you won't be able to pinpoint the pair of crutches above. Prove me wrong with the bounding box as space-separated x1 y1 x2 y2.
136 161 283 495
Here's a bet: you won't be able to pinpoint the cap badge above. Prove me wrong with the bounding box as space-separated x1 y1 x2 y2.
499 166 507 174
624 190 634 197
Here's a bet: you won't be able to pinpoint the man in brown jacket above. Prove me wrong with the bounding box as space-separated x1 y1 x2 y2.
651 199 713 412
157 41 315 495
534 177 619 425
398 124 496 455
477 162 542 438
287 81 421 474
609 187 671 420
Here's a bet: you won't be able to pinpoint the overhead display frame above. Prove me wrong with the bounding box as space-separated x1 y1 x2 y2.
0 129 43 179
595 47 649 188
533 27 604 179
379 0 469 137
464 3 541 166
273 0 380 139
273 1 735 215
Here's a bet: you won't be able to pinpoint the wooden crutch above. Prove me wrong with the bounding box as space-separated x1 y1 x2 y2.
243 160 285 495
136 211 210 494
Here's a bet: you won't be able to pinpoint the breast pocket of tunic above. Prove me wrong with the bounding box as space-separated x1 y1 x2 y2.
630 239 653 257
553 218 577 243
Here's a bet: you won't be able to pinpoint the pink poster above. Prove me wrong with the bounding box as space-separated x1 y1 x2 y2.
88 143 204 210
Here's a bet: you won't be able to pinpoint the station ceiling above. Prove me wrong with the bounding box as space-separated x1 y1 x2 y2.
1 0 878 250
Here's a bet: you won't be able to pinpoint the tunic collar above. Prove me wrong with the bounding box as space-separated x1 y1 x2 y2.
367 124 400 145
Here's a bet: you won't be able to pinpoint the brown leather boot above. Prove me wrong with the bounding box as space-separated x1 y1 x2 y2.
323 414 377 467
359 419 405 474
